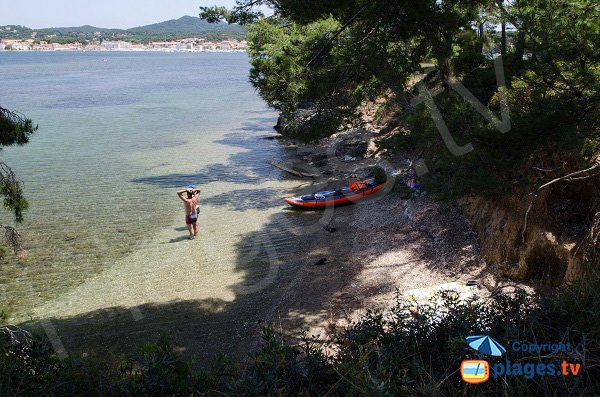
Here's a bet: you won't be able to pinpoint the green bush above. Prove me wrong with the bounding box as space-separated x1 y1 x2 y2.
370 165 388 185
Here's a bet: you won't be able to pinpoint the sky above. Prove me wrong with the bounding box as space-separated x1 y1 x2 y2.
0 0 245 29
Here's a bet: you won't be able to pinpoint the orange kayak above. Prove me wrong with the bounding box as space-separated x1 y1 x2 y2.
284 178 384 209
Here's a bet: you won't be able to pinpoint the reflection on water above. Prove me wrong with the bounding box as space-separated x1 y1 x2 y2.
0 52 313 322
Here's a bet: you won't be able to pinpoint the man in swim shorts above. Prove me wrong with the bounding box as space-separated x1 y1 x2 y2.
177 185 201 239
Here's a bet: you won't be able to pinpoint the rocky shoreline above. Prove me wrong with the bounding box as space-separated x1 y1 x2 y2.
263 119 525 344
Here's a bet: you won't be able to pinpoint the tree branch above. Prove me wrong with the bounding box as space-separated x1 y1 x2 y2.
305 6 366 69
0 106 38 147
0 106 30 125
533 163 599 193
0 161 29 223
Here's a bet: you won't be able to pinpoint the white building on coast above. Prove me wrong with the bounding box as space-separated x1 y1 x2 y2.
1 38 248 52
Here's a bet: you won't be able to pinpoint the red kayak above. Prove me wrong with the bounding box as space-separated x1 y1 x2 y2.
284 178 384 209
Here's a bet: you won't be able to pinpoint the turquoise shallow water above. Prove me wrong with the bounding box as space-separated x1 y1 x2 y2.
0 52 314 322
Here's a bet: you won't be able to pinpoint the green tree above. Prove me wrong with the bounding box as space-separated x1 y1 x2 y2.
203 0 598 139
499 0 600 103
202 1 489 138
0 106 37 252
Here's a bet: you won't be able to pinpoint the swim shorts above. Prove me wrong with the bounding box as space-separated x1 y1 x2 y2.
186 213 198 224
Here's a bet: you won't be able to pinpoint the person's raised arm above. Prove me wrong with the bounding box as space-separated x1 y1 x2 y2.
177 189 188 202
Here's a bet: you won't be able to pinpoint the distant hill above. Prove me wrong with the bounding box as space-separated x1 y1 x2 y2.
127 16 244 36
0 25 35 39
39 25 119 35
0 16 245 42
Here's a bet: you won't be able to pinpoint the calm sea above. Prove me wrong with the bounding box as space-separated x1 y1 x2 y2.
0 52 317 323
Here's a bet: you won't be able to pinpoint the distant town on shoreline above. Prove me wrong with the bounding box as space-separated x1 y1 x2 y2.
0 38 248 52
0 15 247 52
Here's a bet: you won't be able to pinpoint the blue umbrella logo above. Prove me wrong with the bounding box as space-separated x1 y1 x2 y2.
466 335 506 356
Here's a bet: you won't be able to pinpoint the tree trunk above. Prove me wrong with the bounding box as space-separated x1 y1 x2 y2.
513 30 525 67
496 0 507 60
475 22 484 54
438 57 451 89
501 21 506 60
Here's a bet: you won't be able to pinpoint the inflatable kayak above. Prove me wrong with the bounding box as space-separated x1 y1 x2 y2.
284 178 384 209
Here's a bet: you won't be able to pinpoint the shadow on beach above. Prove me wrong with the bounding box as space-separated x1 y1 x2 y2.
19 114 495 366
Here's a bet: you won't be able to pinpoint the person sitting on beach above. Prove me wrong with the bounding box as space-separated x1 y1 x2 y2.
177 185 201 239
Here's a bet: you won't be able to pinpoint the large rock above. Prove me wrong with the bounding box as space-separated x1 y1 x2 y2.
333 129 370 158
274 107 318 136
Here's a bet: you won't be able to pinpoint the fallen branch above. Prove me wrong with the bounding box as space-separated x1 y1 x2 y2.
564 173 600 182
267 161 319 178
533 163 599 193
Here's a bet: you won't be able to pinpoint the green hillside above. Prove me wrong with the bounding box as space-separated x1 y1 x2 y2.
127 15 244 36
0 25 35 40
0 16 246 43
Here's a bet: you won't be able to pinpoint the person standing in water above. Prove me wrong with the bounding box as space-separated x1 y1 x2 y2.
177 185 201 239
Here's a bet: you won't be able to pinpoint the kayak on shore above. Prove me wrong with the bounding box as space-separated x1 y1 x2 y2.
284 178 384 209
